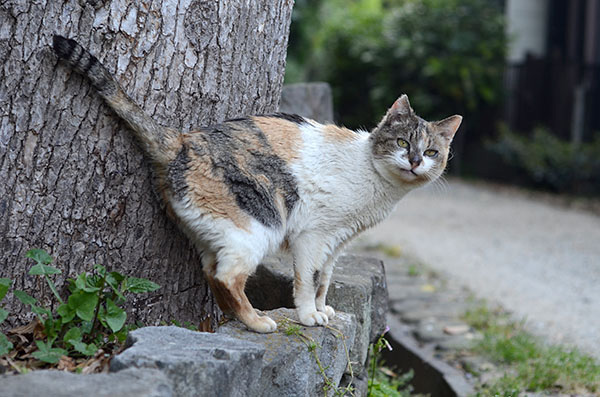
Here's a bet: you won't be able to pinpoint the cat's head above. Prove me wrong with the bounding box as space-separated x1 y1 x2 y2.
369 95 462 186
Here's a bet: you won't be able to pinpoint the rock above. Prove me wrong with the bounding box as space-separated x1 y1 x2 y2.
436 335 476 351
111 326 265 397
388 284 436 302
391 297 437 315
415 320 451 343
460 355 495 373
278 83 334 123
218 308 356 397
400 302 470 323
245 261 294 310
0 368 172 397
443 324 471 335
246 254 388 373
330 255 389 372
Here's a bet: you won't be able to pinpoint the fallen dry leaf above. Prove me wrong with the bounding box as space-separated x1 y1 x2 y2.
57 355 76 371
8 319 40 336
379 367 397 378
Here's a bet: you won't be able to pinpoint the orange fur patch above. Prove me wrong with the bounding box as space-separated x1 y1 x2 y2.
252 116 302 162
211 272 262 326
315 284 327 300
323 124 359 143
182 137 250 230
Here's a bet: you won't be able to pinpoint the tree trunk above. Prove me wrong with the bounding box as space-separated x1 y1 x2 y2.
0 0 294 329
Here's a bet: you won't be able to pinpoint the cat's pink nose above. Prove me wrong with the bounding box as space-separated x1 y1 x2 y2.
410 155 422 169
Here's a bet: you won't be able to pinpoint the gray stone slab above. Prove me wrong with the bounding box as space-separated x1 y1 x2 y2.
218 308 356 397
246 254 388 373
0 368 172 397
400 302 470 324
436 335 476 352
111 326 264 397
330 255 389 372
388 283 442 302
337 255 388 343
278 82 334 123
391 297 440 315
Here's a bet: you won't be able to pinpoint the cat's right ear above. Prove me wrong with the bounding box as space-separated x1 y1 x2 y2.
388 94 413 119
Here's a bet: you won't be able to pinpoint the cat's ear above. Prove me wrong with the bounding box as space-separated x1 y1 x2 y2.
389 94 413 119
433 115 462 140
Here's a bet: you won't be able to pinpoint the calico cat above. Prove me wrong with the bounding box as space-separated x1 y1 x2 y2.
52 35 461 333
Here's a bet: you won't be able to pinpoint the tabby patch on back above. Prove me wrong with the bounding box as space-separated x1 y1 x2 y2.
52 35 462 333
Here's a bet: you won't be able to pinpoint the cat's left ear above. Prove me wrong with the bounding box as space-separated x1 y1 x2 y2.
433 115 462 140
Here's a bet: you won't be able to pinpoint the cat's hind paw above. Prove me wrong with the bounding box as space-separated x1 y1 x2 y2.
319 305 335 319
298 310 329 327
247 315 278 333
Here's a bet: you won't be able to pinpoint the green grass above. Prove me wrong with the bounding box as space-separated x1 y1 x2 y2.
464 304 600 395
407 264 421 277
368 366 414 397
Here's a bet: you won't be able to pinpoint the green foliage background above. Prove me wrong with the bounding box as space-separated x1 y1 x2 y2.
286 0 507 131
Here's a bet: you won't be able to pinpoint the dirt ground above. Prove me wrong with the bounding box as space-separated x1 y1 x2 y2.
359 179 600 359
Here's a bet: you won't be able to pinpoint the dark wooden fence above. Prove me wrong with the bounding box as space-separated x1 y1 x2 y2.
505 55 600 142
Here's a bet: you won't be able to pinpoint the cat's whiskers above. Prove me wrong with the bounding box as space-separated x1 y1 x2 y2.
430 174 449 195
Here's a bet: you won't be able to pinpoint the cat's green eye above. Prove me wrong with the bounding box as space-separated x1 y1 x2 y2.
397 138 409 148
424 149 438 157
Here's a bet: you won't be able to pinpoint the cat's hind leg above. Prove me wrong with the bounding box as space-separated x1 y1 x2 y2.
202 251 234 316
210 253 277 333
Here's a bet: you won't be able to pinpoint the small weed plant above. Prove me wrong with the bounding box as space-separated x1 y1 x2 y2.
0 249 159 370
0 278 13 355
367 326 413 397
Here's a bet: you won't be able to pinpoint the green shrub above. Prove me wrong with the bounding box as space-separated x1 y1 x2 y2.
487 125 600 192
286 0 506 129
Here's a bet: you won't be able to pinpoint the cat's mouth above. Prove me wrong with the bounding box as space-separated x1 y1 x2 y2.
399 167 418 177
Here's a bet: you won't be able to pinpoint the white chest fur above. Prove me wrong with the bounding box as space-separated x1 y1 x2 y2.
285 123 409 250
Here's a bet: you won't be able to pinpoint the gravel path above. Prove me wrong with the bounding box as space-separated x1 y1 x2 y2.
360 179 600 359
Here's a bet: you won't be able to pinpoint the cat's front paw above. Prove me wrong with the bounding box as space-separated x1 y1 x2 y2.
319 305 335 319
246 315 278 333
298 310 329 327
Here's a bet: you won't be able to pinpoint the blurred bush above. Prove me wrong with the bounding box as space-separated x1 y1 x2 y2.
286 0 507 130
487 125 600 193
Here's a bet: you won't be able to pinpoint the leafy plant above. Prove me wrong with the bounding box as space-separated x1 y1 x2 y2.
367 326 413 397
4 249 160 365
487 125 600 193
0 278 13 355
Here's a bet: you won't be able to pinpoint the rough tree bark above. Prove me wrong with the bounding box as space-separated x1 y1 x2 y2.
0 0 294 328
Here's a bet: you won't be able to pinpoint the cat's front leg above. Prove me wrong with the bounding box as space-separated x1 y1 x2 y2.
291 236 330 326
315 255 336 319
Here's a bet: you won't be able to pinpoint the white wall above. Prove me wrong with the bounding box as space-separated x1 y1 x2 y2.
506 0 549 63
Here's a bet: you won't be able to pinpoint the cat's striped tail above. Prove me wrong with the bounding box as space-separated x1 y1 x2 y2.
52 35 180 165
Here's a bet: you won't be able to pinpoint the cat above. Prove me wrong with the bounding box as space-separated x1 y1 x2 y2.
52 35 461 333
